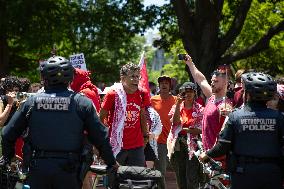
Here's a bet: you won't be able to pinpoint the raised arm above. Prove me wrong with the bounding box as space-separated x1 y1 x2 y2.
0 93 15 127
184 55 212 98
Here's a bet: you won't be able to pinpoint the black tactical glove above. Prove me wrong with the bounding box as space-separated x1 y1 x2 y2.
107 164 119 189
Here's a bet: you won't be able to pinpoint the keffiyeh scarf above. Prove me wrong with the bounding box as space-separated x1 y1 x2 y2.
110 83 127 157
167 101 203 160
146 106 163 159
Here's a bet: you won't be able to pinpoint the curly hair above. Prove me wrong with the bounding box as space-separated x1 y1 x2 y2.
120 62 140 76
276 77 284 85
19 77 31 92
0 76 21 93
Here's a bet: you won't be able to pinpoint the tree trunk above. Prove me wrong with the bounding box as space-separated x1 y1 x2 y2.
0 0 9 77
0 36 9 77
172 0 222 80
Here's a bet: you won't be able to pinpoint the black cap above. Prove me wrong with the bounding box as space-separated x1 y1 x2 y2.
179 82 197 93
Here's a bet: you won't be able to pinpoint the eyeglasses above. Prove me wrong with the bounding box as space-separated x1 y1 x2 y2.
127 75 141 80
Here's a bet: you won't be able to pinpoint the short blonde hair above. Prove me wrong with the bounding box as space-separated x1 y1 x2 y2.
235 69 246 83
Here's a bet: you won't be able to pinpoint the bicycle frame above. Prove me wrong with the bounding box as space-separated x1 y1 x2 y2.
194 139 230 189
202 163 229 189
0 158 29 189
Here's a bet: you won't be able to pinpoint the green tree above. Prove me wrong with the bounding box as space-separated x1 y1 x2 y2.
0 0 158 83
160 40 189 84
155 0 284 78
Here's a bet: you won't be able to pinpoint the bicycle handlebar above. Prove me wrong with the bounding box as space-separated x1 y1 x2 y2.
193 139 229 180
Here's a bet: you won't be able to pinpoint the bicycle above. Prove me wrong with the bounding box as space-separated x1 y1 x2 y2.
90 164 162 189
0 156 29 189
194 140 230 189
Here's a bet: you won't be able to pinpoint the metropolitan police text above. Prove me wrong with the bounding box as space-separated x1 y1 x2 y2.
241 118 276 131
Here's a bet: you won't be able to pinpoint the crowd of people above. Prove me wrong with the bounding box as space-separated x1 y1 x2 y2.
0 54 283 189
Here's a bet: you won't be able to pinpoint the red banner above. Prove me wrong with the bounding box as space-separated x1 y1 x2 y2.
138 52 151 106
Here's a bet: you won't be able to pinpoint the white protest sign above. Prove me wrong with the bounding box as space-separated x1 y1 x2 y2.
70 53 87 71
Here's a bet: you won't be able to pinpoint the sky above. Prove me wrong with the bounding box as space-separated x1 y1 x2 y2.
143 0 167 7
143 0 167 42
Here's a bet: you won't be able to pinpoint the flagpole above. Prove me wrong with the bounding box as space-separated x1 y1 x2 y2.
225 65 227 111
138 51 145 68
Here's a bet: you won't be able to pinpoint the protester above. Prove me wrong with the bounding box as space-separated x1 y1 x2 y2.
70 68 101 112
184 55 232 187
150 75 177 189
28 83 42 93
170 77 178 95
267 82 284 113
276 79 284 112
167 82 204 189
184 55 232 152
195 85 205 107
149 81 157 96
144 106 162 168
0 76 20 127
234 69 246 89
19 77 31 92
0 76 21 157
100 62 148 166
226 80 235 100
0 93 14 128
233 69 246 108
199 72 283 189
99 86 112 104
1 56 117 188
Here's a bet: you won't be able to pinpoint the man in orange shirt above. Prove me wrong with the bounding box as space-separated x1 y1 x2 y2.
151 75 176 189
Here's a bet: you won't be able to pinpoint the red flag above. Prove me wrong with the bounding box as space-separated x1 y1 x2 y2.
138 52 151 106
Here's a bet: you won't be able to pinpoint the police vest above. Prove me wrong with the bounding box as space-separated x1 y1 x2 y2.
27 91 85 152
232 107 283 158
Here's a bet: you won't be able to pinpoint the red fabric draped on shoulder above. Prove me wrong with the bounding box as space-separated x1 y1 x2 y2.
70 68 101 112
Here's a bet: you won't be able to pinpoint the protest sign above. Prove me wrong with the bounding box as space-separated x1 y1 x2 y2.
70 53 87 71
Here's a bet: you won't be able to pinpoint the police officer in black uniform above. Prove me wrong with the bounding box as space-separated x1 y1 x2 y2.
199 72 284 189
1 56 117 189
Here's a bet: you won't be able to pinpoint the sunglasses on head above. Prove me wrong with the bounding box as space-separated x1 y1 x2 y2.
211 70 227 77
213 64 231 76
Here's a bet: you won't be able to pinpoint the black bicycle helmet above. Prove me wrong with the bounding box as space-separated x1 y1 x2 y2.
40 56 74 87
241 72 276 101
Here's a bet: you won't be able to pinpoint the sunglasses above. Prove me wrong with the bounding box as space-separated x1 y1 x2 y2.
128 75 141 80
212 64 231 76
211 71 227 77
